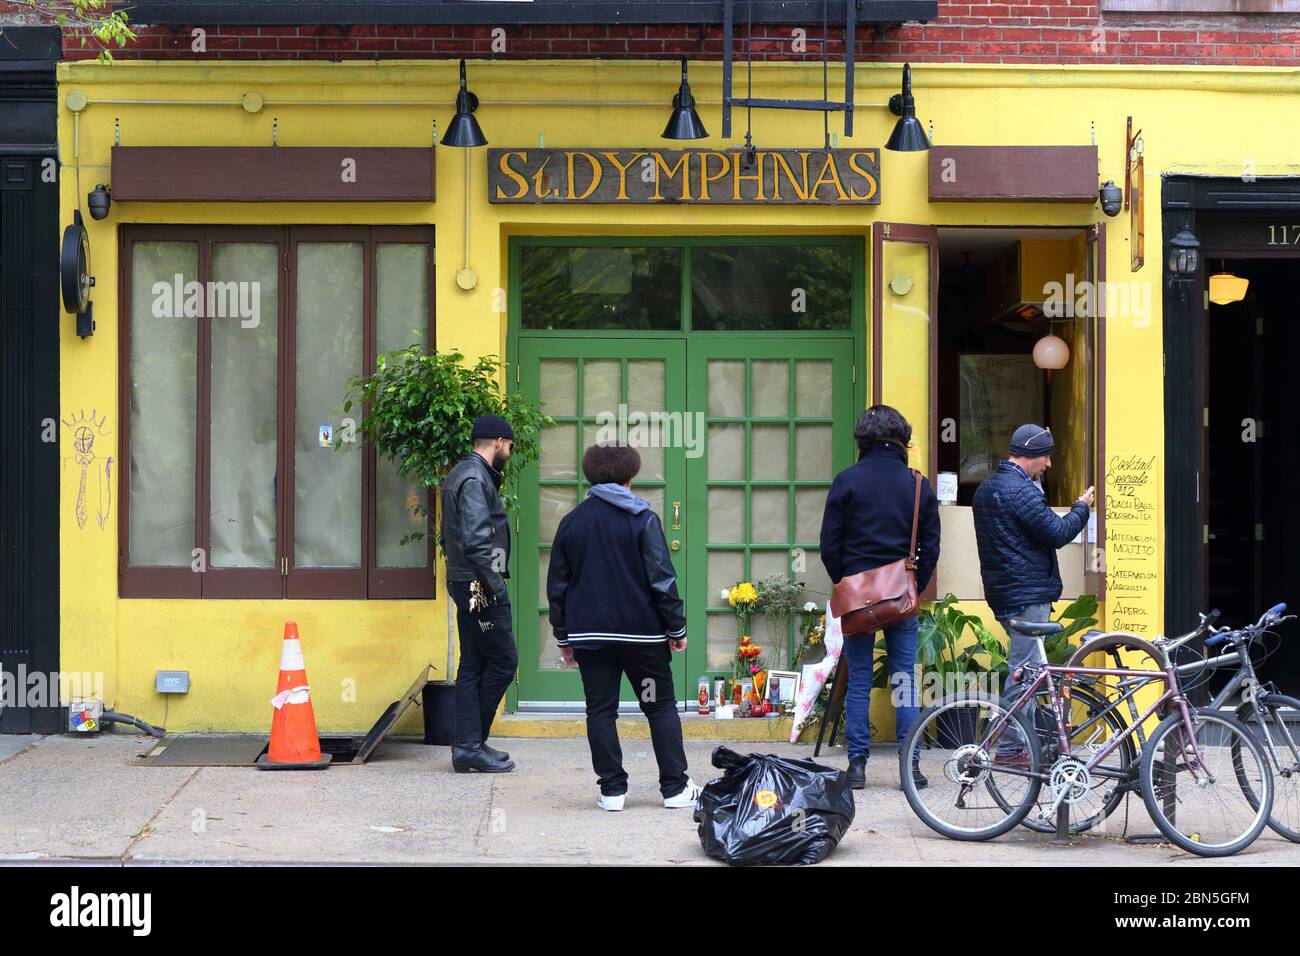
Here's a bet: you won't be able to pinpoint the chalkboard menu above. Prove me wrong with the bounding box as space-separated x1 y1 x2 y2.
959 354 1044 483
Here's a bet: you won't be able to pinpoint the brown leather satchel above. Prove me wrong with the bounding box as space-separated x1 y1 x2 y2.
830 469 923 637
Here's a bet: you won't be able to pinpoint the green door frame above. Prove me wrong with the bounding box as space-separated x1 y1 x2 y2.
506 234 867 710
515 337 688 705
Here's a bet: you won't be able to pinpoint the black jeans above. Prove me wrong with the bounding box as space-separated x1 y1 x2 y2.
447 579 518 748
572 641 689 798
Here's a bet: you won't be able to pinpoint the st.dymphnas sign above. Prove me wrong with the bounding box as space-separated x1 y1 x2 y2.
488 148 881 204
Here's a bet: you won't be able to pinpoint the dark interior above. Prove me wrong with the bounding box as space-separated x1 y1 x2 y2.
1206 257 1300 691
936 227 1087 507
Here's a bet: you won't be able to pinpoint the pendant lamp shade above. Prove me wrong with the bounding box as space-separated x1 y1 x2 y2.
442 59 487 148
1208 272 1249 305
662 57 708 141
886 63 929 152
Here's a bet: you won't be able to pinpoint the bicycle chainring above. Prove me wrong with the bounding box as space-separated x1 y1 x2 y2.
1049 755 1092 805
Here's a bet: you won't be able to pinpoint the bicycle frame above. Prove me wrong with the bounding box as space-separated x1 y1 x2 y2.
1095 632 1298 773
974 661 1212 786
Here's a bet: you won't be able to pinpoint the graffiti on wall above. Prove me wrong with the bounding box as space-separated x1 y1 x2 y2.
63 410 113 530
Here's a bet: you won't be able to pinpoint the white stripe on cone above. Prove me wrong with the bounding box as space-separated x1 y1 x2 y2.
270 685 311 710
279 639 306 672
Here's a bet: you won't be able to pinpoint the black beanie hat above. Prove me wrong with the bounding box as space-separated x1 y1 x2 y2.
471 414 515 442
1009 423 1054 458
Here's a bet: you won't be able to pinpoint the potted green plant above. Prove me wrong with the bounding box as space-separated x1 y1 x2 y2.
342 344 552 742
343 344 552 523
906 593 1100 744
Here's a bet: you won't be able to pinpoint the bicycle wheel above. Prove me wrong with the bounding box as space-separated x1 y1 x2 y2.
1140 709 1274 857
1065 632 1165 672
1010 682 1137 835
1234 692 1300 843
900 693 1043 842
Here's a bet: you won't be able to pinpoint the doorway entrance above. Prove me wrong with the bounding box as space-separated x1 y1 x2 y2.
509 237 863 709
0 27 62 733
1163 178 1300 698
1204 257 1300 689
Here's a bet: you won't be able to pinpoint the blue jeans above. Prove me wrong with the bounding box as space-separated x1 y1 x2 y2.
841 616 920 761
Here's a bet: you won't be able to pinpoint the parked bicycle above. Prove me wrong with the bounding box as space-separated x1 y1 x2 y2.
900 612 1275 857
1064 603 1300 843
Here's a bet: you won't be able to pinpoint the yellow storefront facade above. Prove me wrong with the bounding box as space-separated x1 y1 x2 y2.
53 57 1291 735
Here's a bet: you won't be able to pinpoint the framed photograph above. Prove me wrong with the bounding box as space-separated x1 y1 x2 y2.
766 669 802 707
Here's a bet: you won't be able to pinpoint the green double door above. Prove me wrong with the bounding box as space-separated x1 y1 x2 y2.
514 336 855 708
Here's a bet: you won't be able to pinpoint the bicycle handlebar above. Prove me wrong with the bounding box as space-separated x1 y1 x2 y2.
1202 603 1292 648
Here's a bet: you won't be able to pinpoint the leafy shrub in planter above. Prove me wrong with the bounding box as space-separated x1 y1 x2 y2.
343 346 553 546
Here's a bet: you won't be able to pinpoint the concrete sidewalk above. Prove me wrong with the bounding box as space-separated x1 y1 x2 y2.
0 732 1294 865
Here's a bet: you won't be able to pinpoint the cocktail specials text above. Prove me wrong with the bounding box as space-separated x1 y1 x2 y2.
487 148 881 205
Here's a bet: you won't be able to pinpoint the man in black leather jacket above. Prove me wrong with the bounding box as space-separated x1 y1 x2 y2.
440 414 517 773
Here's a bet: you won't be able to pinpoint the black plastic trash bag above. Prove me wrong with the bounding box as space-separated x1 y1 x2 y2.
694 746 855 866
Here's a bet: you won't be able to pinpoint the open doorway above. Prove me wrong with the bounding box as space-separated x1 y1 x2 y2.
920 225 1098 605
1205 257 1300 690
936 226 1095 510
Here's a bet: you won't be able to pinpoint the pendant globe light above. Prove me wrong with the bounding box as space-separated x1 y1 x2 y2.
1208 262 1249 305
441 59 487 148
662 57 708 141
1033 333 1070 370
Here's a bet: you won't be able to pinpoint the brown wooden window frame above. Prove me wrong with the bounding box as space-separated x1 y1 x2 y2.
118 224 436 600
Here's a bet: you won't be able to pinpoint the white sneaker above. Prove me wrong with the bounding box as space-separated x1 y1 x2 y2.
663 779 703 809
597 793 625 812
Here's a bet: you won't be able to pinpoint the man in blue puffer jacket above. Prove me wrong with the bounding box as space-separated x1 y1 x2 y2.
972 424 1094 743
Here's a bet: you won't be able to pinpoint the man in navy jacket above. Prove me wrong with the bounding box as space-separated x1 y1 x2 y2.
972 424 1094 741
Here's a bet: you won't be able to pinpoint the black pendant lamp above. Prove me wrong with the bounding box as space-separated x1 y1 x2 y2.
442 59 487 147
886 63 929 152
662 57 708 141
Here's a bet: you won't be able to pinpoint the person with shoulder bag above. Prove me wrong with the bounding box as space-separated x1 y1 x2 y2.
820 406 941 791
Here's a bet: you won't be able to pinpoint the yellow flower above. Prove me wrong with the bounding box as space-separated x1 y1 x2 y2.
728 582 758 607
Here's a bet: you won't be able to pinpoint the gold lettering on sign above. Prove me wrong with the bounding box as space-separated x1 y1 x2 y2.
652 152 692 202
495 151 530 201
486 148 881 205
847 151 879 202
809 152 849 202
699 151 731 201
566 151 603 201
600 151 647 202
732 153 765 202
769 152 810 201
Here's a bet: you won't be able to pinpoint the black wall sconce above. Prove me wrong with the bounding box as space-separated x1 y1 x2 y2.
1167 227 1200 277
442 60 487 148
885 64 928 152
87 184 112 221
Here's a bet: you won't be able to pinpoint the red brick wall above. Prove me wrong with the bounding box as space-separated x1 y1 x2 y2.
11 1 1299 67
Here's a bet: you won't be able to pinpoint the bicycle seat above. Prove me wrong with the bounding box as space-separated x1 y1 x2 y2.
1008 619 1064 637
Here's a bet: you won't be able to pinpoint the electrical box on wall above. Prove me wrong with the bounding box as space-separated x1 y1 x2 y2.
156 671 190 694
68 700 103 733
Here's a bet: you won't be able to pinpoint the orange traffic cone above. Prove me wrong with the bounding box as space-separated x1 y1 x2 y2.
256 622 332 770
